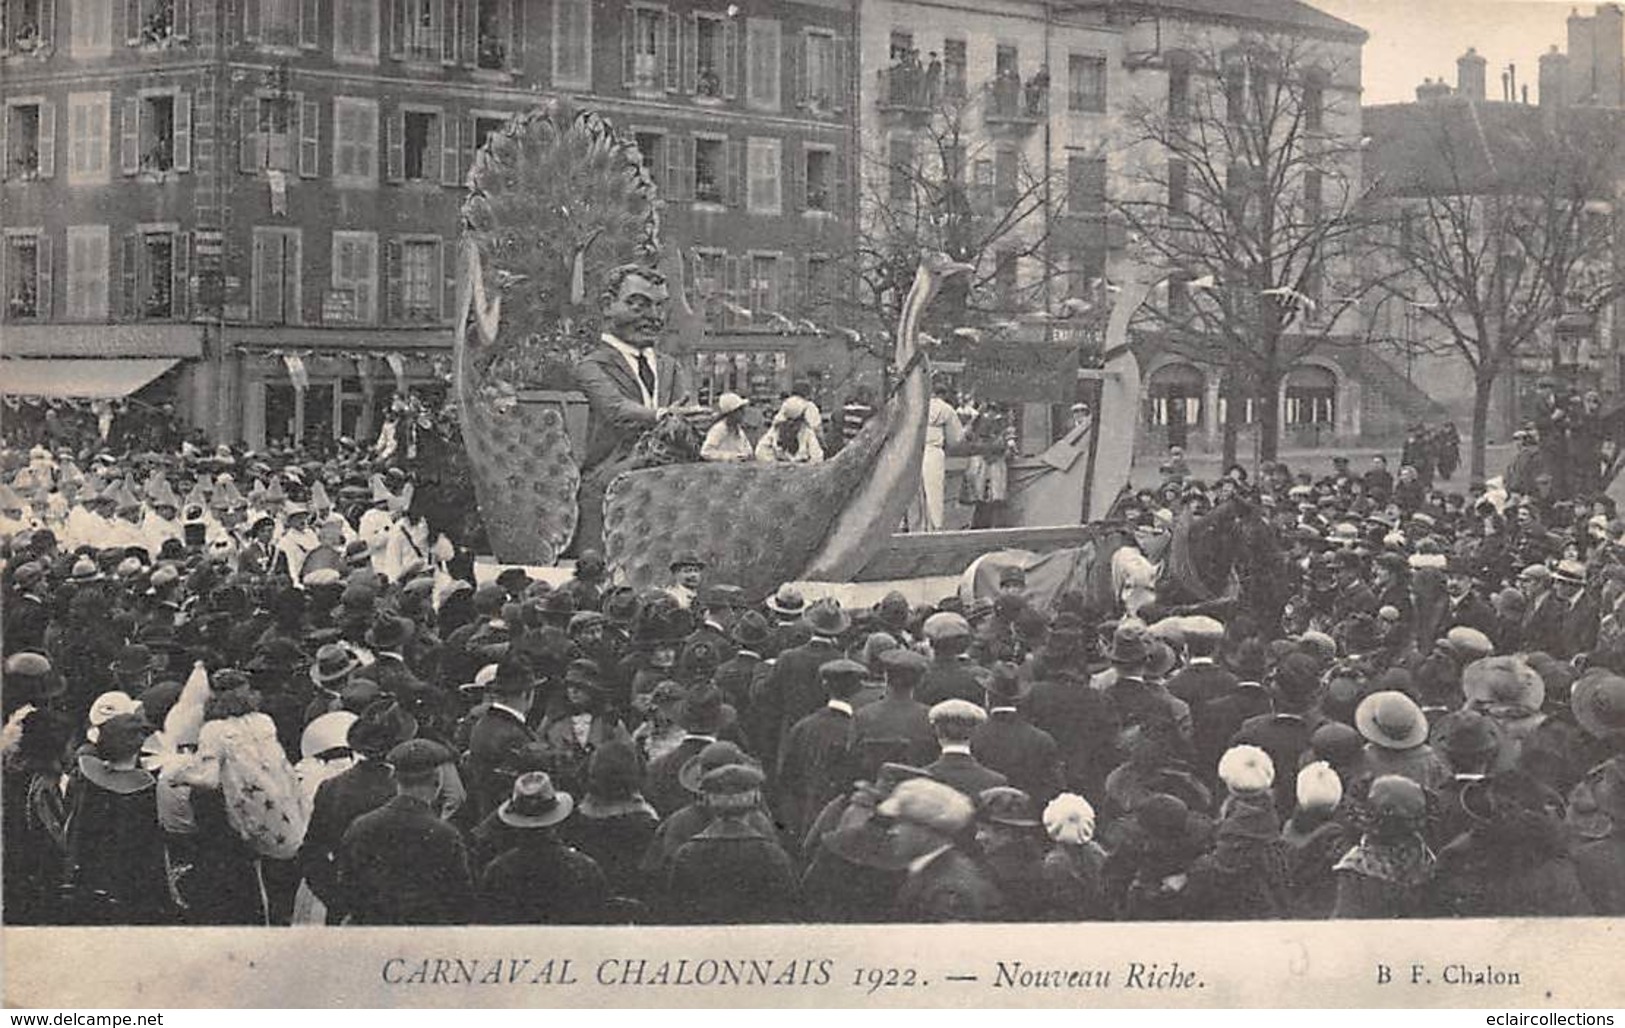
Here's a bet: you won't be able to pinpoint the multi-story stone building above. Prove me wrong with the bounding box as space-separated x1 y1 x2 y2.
1 0 855 448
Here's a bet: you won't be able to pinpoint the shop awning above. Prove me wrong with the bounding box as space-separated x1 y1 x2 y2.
0 358 181 399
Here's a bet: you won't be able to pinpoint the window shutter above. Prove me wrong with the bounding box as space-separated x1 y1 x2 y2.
665 11 681 92
39 0 57 46
173 92 192 171
0 115 7 180
781 256 797 315
440 113 459 186
725 254 742 323
792 31 806 105
300 0 318 46
125 0 143 44
620 5 634 87
788 143 804 213
460 0 476 65
685 12 698 93
173 231 191 319
436 238 448 320
832 35 847 110
722 18 739 98
120 232 139 317
299 96 319 177
172 0 190 38
31 234 52 319
389 0 404 57
385 107 403 181
243 0 261 42
385 235 402 321
37 102 56 178
441 0 458 63
508 0 522 68
663 134 683 201
833 149 848 218
726 138 744 207
239 96 260 171
120 97 140 174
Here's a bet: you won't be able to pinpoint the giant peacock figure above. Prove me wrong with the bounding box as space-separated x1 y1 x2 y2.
455 100 969 600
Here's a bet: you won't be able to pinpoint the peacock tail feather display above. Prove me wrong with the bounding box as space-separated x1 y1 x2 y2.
603 402 891 599
455 100 661 565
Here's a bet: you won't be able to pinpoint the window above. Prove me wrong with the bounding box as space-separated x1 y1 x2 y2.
335 0 379 60
1303 71 1325 132
806 254 832 307
1068 155 1105 214
994 147 1018 208
746 137 780 214
1168 272 1190 319
1284 366 1336 425
1067 54 1107 113
252 0 298 48
694 14 726 97
1223 52 1245 122
748 253 779 315
252 227 302 324
692 248 724 326
1168 158 1188 214
4 101 48 180
4 231 47 321
803 30 836 108
475 0 511 70
395 0 438 60
1066 247 1104 299
1225 162 1251 220
888 137 913 206
122 228 175 318
626 5 664 91
67 92 109 183
1168 56 1190 121
248 95 294 172
553 0 591 88
745 18 779 111
633 131 663 191
1303 169 1323 225
971 158 993 215
402 109 436 180
4 0 50 54
334 97 379 186
123 93 183 174
804 148 832 213
71 0 111 55
889 30 911 62
399 237 441 321
331 231 378 323
65 225 108 320
995 43 1017 78
473 115 506 152
943 38 966 99
694 136 723 204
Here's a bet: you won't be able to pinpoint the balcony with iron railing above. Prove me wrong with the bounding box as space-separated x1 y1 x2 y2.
984 71 1046 130
875 65 935 120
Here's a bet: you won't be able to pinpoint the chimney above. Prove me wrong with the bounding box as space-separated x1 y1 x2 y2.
1457 46 1488 100
1416 77 1453 103
1541 45 1570 106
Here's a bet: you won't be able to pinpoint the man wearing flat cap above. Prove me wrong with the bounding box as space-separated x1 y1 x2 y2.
924 699 1008 798
918 611 985 707
753 598 848 769
878 778 1005 921
335 738 473 924
664 763 800 922
1163 616 1236 709
776 658 867 843
853 647 938 770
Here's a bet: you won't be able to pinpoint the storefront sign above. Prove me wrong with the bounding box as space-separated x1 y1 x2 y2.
966 342 1079 403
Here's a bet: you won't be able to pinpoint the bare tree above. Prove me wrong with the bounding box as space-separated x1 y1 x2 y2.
1370 105 1618 482
1114 31 1378 465
828 77 1082 362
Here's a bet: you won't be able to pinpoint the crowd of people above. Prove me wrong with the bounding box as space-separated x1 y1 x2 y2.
2 425 1624 927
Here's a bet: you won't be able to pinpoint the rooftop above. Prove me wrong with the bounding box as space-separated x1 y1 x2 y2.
1064 0 1367 43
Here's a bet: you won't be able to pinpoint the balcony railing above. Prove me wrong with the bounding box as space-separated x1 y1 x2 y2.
985 74 1046 126
875 66 934 115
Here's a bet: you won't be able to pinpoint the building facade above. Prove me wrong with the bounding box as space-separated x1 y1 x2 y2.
1 0 856 448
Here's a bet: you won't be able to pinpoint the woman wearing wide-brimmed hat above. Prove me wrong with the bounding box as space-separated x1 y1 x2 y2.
700 392 755 463
1353 690 1452 792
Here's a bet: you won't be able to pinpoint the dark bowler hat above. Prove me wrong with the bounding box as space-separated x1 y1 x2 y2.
365 615 413 652
731 610 772 649
984 661 1030 703
978 786 1040 827
678 684 728 736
